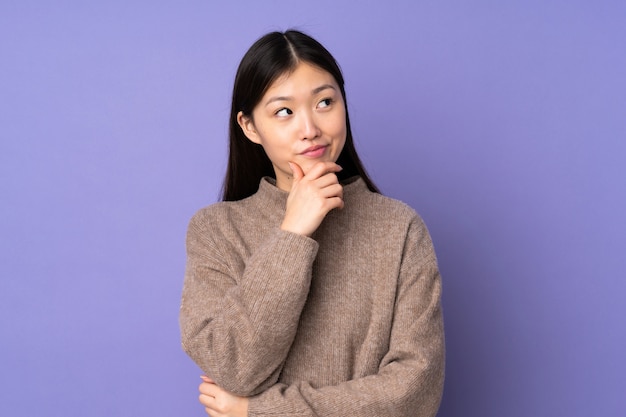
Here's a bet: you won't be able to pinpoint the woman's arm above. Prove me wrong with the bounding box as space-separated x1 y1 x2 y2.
180 212 319 397
181 161 344 397
245 217 445 417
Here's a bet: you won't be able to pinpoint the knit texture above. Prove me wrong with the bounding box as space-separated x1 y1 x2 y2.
180 177 445 416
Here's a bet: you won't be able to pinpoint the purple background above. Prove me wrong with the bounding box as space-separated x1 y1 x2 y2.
1 1 625 416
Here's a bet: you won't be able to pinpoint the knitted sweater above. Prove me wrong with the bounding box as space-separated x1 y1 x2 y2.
180 177 445 417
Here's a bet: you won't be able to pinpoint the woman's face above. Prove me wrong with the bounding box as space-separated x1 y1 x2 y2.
238 62 347 191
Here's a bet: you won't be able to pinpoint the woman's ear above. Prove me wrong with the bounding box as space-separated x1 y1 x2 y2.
237 111 261 144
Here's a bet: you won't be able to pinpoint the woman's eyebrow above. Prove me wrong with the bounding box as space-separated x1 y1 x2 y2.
264 84 337 107
312 84 336 95
265 96 292 106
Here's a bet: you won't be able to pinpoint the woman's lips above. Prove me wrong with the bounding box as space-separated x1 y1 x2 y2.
300 145 327 158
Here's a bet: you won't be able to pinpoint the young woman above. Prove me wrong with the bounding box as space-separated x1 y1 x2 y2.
180 30 445 417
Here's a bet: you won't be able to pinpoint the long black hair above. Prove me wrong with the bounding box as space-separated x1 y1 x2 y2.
222 30 379 201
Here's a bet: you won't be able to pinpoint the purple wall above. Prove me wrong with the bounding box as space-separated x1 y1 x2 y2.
1 1 624 416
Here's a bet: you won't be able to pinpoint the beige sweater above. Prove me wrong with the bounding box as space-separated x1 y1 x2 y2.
180 177 444 416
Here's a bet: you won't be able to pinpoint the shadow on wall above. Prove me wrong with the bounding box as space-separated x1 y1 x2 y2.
434 221 523 417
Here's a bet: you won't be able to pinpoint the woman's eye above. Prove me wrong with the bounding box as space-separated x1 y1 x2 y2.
318 98 333 108
275 108 292 117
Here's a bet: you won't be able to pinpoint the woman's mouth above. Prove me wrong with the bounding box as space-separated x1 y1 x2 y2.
300 145 328 158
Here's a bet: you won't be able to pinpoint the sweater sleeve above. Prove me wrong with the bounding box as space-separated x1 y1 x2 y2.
247 216 445 417
179 209 319 397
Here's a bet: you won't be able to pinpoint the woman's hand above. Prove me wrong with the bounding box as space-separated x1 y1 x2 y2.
281 161 344 237
199 376 249 417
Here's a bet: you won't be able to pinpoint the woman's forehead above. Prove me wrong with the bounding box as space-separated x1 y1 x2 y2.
264 62 337 96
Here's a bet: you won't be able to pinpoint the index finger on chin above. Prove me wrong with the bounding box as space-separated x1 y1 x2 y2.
306 161 342 179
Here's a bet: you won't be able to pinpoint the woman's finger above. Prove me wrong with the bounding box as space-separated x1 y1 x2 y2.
199 381 219 396
312 171 340 188
304 161 342 180
317 183 343 200
199 392 215 406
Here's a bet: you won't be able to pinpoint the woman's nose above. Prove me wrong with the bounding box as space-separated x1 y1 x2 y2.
299 112 320 140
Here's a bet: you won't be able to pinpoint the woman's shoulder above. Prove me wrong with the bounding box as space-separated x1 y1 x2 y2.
187 185 280 236
349 180 421 223
187 198 252 234
185 199 265 256
189 200 234 221
336 185 428 247
369 192 417 216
